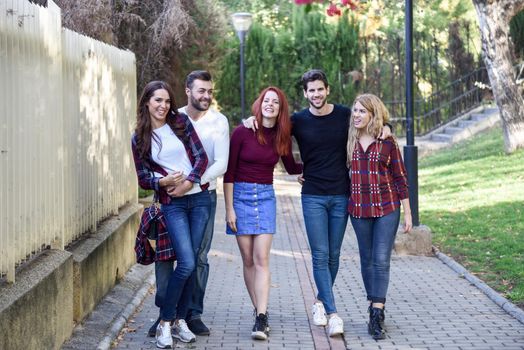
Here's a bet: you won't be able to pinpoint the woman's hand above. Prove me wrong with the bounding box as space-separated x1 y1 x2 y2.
168 180 193 197
226 209 238 233
403 211 413 233
297 174 304 185
159 171 185 188
379 124 393 139
172 172 185 187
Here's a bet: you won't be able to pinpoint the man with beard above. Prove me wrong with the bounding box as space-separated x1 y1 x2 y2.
291 69 350 337
149 70 229 338
244 69 391 338
295 69 392 337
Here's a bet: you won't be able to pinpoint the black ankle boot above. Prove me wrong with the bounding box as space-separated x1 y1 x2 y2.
368 307 386 340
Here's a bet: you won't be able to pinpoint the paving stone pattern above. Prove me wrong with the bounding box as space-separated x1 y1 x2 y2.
113 175 524 350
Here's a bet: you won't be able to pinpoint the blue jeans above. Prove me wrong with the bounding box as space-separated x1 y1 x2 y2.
350 208 400 304
155 191 217 321
158 190 210 321
188 189 217 320
301 194 349 314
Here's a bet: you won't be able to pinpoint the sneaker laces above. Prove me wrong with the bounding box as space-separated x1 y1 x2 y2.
177 319 191 333
254 315 261 330
159 322 171 337
259 313 268 328
330 315 343 327
313 302 325 315
254 313 269 331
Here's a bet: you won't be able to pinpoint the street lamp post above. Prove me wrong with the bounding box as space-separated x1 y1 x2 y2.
231 12 253 120
404 0 419 226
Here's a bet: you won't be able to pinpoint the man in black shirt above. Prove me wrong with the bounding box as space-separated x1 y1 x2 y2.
293 69 349 337
295 69 393 337
245 69 391 337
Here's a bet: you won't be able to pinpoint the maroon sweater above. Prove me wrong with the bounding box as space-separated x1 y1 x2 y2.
224 125 303 184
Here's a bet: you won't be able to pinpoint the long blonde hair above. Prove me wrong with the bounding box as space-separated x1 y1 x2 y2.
346 94 390 166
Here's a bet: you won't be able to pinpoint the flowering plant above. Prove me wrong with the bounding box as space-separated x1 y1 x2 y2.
294 0 360 16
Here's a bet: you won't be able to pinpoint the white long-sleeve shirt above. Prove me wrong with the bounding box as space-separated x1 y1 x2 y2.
179 106 230 191
151 123 203 195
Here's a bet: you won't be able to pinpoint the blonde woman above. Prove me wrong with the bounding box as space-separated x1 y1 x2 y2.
346 94 412 340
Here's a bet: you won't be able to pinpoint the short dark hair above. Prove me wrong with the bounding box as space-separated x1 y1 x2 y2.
301 69 329 91
185 70 212 89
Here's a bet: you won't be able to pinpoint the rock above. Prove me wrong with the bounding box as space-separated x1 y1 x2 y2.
394 224 432 256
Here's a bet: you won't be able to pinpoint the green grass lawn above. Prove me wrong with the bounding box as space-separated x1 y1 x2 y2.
419 127 524 307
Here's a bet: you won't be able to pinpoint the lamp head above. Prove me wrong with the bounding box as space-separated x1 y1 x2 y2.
231 12 253 33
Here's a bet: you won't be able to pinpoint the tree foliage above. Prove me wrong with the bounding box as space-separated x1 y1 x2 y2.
292 0 482 109
221 0 294 30
510 10 524 60
216 5 360 123
55 0 524 144
55 0 228 101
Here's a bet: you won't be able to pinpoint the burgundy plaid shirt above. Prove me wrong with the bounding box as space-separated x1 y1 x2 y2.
348 137 409 218
131 112 209 205
135 203 175 263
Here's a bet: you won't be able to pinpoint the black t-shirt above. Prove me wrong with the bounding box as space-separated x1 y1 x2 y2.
291 104 350 195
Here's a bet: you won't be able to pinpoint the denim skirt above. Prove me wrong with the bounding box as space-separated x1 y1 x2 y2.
226 182 276 235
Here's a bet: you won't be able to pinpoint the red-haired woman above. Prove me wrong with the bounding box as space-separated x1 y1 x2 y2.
224 87 303 340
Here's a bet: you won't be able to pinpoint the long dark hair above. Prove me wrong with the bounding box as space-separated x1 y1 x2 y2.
252 86 292 156
134 80 186 161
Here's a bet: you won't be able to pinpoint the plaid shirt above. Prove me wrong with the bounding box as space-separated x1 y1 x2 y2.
348 137 409 218
135 203 175 263
131 112 209 205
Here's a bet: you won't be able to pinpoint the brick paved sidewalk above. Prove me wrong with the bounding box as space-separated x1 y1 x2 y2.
112 175 524 350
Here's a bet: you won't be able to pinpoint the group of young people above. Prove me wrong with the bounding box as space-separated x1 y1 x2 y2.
131 69 412 349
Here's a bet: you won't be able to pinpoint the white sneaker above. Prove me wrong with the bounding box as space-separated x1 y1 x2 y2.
312 302 328 326
328 315 344 337
155 322 173 349
172 319 196 343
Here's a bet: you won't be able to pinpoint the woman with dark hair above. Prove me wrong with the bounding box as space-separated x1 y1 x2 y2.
224 86 303 340
131 81 210 348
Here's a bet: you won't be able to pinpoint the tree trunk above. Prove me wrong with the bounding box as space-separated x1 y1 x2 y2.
472 0 524 153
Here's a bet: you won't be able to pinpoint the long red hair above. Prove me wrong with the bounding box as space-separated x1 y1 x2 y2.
251 86 292 156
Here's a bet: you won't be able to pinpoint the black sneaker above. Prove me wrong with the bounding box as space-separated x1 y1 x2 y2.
187 318 210 336
251 313 269 340
148 317 160 337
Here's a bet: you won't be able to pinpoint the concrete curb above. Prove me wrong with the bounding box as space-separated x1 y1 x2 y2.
97 273 156 350
433 246 524 325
